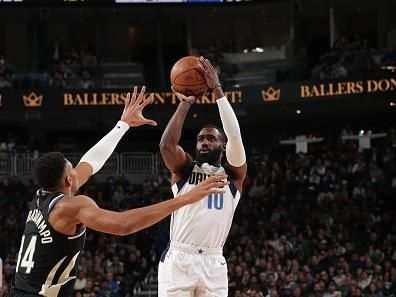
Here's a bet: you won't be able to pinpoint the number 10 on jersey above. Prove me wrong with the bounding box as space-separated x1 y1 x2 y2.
207 193 224 210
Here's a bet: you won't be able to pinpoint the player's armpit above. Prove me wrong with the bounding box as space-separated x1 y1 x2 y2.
159 144 193 177
227 163 247 194
75 198 131 236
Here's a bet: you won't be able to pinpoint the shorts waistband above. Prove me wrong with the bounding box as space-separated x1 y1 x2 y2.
169 241 223 256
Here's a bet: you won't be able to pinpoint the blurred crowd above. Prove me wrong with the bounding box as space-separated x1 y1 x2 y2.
311 35 396 80
0 41 98 90
2 34 396 90
49 40 98 89
0 54 14 89
0 128 396 297
0 133 40 155
226 127 396 297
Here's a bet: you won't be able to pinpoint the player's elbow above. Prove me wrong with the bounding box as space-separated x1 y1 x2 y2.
112 216 140 236
117 223 142 236
102 216 133 236
109 223 132 236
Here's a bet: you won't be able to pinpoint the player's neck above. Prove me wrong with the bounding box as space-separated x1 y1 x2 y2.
41 186 72 196
207 160 221 167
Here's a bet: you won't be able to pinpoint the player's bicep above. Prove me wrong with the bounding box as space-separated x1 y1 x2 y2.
160 144 193 175
66 196 126 236
227 163 247 193
77 206 126 236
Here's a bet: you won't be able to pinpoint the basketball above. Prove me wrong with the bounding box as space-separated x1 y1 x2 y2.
170 56 209 97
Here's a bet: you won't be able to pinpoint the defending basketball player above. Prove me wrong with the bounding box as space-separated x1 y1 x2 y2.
159 57 247 296
8 86 228 297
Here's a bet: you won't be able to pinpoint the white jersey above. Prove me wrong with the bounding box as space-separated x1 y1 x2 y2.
170 161 241 249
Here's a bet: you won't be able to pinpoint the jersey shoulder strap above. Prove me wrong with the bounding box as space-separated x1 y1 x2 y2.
175 161 197 193
222 163 238 198
47 193 65 214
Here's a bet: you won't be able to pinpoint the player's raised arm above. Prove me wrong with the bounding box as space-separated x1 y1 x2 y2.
75 86 156 187
51 175 228 236
199 57 247 192
159 87 195 183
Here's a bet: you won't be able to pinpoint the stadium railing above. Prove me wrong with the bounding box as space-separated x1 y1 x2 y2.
0 153 13 176
0 152 161 176
120 152 156 175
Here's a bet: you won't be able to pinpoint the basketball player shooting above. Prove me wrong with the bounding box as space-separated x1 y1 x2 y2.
8 86 228 297
159 57 247 296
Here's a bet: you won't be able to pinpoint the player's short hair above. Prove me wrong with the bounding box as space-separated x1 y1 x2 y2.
202 124 227 143
33 152 67 190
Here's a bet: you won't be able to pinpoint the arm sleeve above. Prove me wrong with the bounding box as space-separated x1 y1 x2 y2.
216 97 246 167
79 121 129 174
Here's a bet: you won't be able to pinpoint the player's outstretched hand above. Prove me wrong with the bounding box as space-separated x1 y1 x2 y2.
180 174 229 204
121 86 157 127
171 86 197 105
198 56 221 90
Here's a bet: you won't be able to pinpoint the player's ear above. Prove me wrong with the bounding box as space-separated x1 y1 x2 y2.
65 175 72 187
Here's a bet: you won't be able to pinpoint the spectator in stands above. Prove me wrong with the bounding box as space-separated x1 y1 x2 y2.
48 44 98 89
0 54 13 77
50 39 62 64
0 74 11 88
331 62 348 79
0 54 13 88
79 60 95 89
74 270 87 291
49 71 66 89
310 35 395 80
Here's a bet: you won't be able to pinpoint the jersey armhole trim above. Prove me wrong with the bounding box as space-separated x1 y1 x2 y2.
223 163 239 198
48 194 65 214
175 161 196 194
229 182 238 198
68 228 86 240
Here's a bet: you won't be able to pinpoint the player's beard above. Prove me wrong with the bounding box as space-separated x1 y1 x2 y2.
196 146 223 166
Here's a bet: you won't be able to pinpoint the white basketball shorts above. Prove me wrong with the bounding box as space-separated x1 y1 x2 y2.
158 241 228 297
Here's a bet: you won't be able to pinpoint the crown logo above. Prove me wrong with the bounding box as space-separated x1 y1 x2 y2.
22 92 43 107
261 87 280 102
